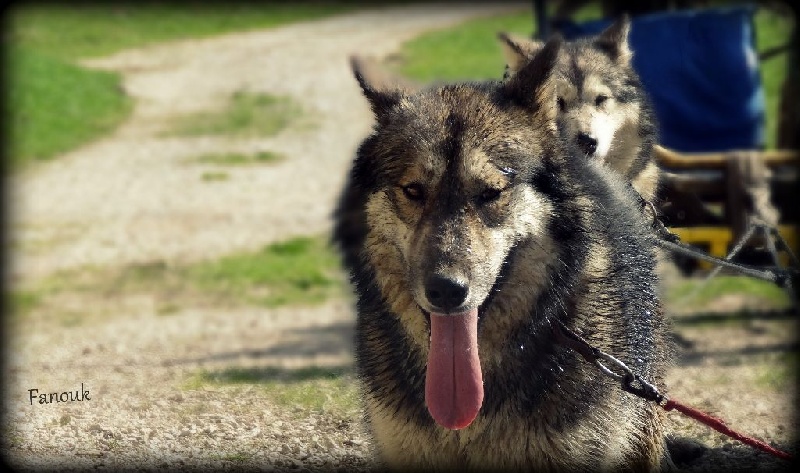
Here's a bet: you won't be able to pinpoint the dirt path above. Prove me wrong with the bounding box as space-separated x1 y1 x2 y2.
3 2 796 472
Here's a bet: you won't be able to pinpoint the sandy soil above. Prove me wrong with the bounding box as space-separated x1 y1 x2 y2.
3 3 797 472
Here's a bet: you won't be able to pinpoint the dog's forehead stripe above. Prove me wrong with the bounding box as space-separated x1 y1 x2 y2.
581 75 612 100
567 54 585 93
564 42 624 99
426 90 495 183
439 110 465 165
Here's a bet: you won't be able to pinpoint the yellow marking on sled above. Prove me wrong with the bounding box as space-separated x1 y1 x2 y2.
669 225 798 270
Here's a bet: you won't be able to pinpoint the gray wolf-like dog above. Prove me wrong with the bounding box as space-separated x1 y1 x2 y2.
499 16 660 204
333 37 674 472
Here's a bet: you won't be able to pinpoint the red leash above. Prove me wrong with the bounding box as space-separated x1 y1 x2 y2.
662 398 793 460
551 320 794 461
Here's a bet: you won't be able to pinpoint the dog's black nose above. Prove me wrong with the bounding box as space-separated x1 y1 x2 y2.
576 133 598 156
425 275 468 312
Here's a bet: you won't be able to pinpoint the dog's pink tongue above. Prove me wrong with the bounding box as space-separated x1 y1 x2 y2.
425 309 483 430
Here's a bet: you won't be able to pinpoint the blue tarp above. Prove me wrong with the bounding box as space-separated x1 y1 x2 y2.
553 5 765 153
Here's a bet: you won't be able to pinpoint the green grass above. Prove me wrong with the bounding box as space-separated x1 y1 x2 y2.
164 91 304 138
5 47 133 167
187 366 360 414
7 290 44 319
6 2 360 62
5 2 359 169
201 171 230 182
394 10 535 82
753 7 795 149
188 150 284 166
195 366 351 384
666 275 792 309
211 453 252 463
9 235 348 324
755 351 797 390
186 236 345 307
6 268 98 322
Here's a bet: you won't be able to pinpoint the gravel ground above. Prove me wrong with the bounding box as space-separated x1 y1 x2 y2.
3 3 797 472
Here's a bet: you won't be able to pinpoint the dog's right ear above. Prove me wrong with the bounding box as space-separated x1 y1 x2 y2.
497 32 544 76
351 55 416 121
501 35 561 124
594 14 632 64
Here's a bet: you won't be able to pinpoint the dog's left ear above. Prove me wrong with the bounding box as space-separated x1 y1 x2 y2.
351 55 417 122
501 35 561 123
595 14 632 64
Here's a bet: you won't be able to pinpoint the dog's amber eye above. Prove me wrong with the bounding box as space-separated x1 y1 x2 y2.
401 183 424 201
595 95 608 106
557 97 566 112
478 188 501 204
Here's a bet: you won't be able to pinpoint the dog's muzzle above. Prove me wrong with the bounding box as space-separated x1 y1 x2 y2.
424 274 468 313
